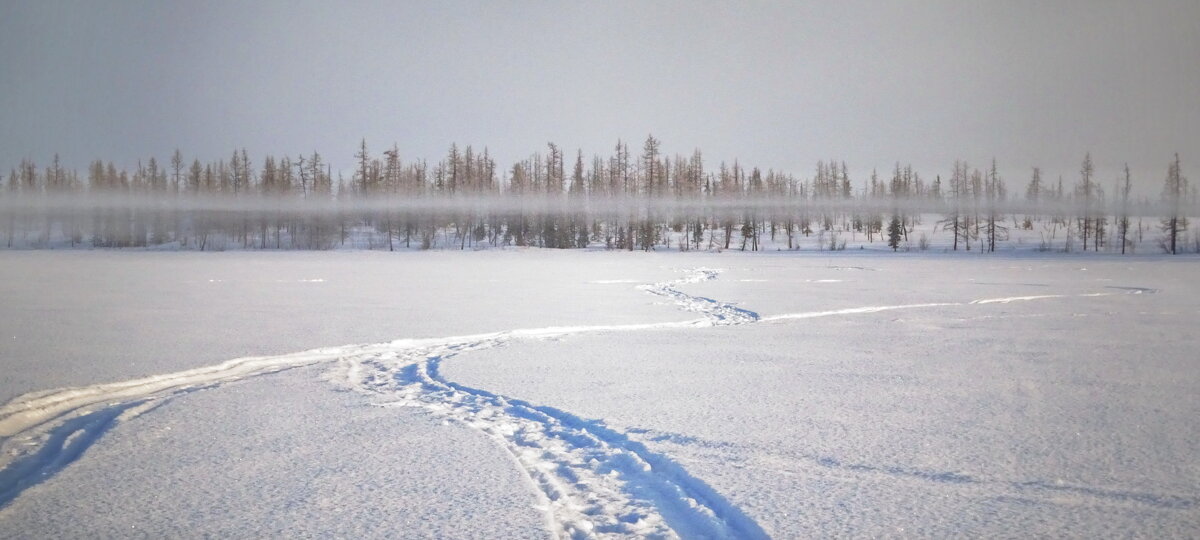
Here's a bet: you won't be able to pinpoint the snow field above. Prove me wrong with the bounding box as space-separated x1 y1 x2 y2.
1 251 1198 538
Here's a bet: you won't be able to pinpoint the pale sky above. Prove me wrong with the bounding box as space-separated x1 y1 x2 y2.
1 0 1197 189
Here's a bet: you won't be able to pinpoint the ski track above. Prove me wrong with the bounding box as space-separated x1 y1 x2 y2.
0 268 1160 537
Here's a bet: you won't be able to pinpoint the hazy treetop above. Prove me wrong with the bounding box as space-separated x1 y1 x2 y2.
1 0 1197 186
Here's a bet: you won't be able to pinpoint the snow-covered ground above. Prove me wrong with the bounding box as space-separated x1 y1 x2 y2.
1 251 1197 538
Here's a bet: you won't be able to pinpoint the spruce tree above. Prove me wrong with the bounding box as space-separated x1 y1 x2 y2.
887 213 902 251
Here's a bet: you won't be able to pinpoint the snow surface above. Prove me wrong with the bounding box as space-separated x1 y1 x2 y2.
0 251 689 403
0 368 549 538
1 251 1198 538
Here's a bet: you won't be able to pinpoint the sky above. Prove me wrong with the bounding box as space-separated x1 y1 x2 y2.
1 0 1197 191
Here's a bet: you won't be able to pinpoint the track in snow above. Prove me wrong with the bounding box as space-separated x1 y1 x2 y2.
338 268 767 539
0 268 763 537
0 268 1157 538
636 268 760 325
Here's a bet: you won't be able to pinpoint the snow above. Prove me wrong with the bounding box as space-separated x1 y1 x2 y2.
1 369 549 538
1 250 1198 537
0 250 689 403
444 258 1200 537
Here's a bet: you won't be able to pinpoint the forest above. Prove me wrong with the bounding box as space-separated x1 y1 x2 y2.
1 137 1194 254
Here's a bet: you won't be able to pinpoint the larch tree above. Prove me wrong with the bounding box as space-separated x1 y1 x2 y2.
1118 164 1133 254
1024 167 1041 228
356 139 371 194
1079 152 1094 251
1160 153 1188 254
984 159 1008 252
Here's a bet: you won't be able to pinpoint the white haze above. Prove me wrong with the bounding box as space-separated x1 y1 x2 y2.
1 192 1196 218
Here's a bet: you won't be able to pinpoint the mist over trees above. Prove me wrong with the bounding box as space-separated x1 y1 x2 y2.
1 137 1195 253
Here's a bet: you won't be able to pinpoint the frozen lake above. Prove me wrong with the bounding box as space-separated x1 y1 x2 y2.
1 251 1198 538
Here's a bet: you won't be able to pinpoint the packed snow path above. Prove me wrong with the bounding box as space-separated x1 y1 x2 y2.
0 268 1158 537
336 269 766 539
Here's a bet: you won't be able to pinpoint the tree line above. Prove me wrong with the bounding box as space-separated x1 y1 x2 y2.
1 137 1194 253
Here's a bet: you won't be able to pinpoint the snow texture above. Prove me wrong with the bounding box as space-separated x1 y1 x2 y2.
1 251 1198 538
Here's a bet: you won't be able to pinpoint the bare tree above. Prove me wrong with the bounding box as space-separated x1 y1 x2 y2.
1161 153 1188 254
1078 152 1094 251
1117 164 1132 254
